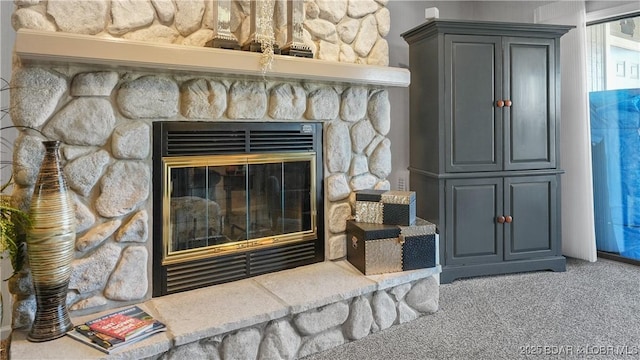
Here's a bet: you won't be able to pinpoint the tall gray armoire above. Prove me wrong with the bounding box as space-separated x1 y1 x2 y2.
401 20 572 283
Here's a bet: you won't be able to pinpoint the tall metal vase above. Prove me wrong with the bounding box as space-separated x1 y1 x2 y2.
26 141 75 342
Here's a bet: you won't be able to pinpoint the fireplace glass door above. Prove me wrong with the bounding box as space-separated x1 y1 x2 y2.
162 152 317 264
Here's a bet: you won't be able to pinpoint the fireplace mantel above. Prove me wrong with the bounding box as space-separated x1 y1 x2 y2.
14 29 410 88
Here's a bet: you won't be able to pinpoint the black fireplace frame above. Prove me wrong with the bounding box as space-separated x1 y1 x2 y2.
152 121 324 296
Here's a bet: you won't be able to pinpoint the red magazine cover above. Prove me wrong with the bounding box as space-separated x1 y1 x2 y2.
87 306 155 341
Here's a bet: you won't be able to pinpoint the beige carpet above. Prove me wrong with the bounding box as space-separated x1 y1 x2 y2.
302 257 640 360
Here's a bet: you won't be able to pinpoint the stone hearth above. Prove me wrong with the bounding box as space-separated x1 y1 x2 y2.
11 261 440 359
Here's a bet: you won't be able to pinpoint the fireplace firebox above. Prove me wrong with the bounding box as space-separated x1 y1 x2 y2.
152 122 324 296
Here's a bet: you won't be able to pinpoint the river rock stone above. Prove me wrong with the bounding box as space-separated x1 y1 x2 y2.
228 81 267 119
182 29 215 47
351 119 375 154
340 44 357 63
64 149 111 196
326 173 350 202
12 134 44 187
316 0 346 23
398 301 419 324
369 138 391 179
353 15 377 57
329 234 346 259
175 0 205 36
371 290 396 331
369 90 391 135
297 329 344 358
221 328 261 360
318 40 340 61
344 296 373 340
12 7 56 31
46 0 108 34
109 0 155 35
340 87 367 122
375 7 390 36
10 67 66 128
123 24 180 43
337 18 359 44
95 161 150 218
258 320 300 360
74 198 96 233
151 0 176 23
104 245 148 300
294 301 349 335
368 38 389 66
348 0 378 18
69 295 108 311
43 98 116 146
328 202 352 234
405 276 439 314
112 122 150 159
117 76 179 119
69 242 121 293
325 121 350 173
181 79 227 119
76 218 122 252
116 210 149 243
350 154 368 176
269 83 306 120
70 71 119 97
349 173 378 191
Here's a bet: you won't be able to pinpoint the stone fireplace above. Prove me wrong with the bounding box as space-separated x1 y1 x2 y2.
7 1 441 358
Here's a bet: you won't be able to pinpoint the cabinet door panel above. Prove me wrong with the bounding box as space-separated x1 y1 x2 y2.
504 175 558 260
445 35 502 173
446 178 503 265
504 38 556 170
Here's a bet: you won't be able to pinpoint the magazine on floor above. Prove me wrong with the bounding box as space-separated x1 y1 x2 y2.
66 306 166 354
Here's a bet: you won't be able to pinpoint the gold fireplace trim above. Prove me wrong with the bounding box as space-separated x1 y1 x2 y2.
161 152 317 265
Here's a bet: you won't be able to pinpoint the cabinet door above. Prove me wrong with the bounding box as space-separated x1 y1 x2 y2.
444 35 503 173
445 178 503 265
503 37 556 170
503 175 558 260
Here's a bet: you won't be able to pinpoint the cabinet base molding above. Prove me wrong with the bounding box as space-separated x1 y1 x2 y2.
440 256 566 284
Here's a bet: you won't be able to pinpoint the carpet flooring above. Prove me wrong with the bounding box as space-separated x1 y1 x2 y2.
301 258 640 360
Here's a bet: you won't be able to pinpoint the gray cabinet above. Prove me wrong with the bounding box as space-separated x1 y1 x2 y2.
401 20 571 283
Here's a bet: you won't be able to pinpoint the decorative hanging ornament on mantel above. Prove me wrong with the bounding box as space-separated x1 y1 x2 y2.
26 140 76 342
243 0 279 73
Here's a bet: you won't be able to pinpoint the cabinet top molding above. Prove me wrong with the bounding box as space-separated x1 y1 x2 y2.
401 19 574 44
14 29 410 88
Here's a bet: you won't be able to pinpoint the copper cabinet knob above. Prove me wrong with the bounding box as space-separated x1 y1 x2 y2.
496 100 504 108
505 215 513 223
504 100 512 107
497 216 505 224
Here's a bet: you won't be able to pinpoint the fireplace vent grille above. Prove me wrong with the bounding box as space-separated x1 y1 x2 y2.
164 126 316 156
164 240 318 294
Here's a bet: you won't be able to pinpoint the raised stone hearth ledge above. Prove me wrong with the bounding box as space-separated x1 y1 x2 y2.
15 29 410 88
11 260 440 360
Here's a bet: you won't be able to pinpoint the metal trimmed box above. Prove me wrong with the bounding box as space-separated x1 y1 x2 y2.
354 190 416 226
346 218 438 275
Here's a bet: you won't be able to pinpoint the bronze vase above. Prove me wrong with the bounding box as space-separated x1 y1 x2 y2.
26 141 75 342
